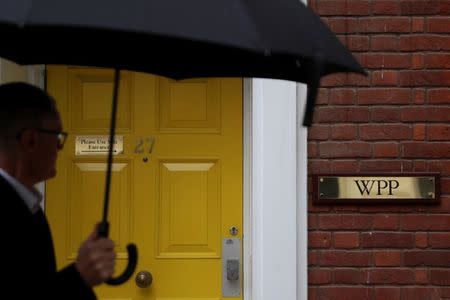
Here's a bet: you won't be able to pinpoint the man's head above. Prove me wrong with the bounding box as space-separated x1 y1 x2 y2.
0 82 65 184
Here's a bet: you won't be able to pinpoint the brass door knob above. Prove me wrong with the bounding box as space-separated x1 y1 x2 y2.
135 270 153 288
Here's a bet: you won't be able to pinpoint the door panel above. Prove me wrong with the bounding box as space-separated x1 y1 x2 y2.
158 161 220 258
46 66 243 300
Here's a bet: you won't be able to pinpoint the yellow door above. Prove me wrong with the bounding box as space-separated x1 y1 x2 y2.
45 66 243 300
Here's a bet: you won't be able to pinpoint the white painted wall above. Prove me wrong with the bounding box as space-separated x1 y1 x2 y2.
0 59 27 83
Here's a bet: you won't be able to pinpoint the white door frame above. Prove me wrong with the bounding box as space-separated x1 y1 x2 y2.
244 78 308 300
1 61 308 300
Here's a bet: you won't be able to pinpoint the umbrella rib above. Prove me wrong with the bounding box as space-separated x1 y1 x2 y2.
238 1 271 55
20 0 34 28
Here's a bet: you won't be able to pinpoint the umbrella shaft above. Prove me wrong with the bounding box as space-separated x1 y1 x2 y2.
102 69 120 228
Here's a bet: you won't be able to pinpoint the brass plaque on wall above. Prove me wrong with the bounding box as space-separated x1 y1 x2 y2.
312 173 440 204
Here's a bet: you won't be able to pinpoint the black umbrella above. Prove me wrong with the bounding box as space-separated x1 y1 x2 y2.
0 0 366 285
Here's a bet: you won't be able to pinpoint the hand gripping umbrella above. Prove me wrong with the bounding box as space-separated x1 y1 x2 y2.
0 0 366 285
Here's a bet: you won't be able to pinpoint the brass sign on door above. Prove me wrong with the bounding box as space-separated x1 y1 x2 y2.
313 173 439 204
75 135 124 155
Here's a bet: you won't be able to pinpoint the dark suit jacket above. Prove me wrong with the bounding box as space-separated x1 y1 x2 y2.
0 176 97 299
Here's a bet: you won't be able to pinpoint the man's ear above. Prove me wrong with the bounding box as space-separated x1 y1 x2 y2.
17 129 37 152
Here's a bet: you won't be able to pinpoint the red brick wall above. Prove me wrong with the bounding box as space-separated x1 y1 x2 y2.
307 1 450 299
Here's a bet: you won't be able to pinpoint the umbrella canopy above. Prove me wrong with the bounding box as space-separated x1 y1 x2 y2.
0 0 366 286
0 0 365 125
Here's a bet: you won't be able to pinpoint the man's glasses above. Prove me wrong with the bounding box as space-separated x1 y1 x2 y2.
36 128 68 148
16 128 68 148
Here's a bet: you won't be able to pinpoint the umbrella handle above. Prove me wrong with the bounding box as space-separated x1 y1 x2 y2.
98 221 138 286
106 243 138 285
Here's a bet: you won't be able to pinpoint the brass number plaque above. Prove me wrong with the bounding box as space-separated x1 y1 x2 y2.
313 173 439 204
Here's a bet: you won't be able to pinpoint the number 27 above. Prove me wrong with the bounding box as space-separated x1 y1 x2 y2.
134 137 155 154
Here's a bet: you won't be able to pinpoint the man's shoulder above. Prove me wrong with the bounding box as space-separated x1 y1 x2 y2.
0 176 31 219
0 175 21 199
